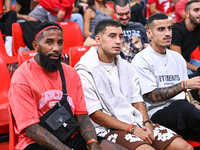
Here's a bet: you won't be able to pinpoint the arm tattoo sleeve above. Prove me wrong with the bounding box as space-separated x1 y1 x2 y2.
76 114 99 149
145 82 183 102
25 124 70 150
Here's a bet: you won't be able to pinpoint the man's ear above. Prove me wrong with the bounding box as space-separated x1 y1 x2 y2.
185 10 189 18
32 41 39 52
146 29 153 40
95 35 101 45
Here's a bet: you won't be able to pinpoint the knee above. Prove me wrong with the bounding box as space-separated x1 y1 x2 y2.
166 137 194 150
183 143 194 150
8 10 17 18
172 141 194 150
136 144 155 150
26 16 39 22
73 13 83 22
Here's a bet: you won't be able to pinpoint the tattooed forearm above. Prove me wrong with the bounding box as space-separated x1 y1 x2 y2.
25 124 70 150
76 114 99 149
145 82 183 102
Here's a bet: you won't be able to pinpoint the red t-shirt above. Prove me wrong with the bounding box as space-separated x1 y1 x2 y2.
9 58 88 150
38 0 75 19
148 0 172 14
175 0 188 22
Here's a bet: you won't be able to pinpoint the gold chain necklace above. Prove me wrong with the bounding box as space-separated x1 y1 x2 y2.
157 53 168 67
101 63 115 75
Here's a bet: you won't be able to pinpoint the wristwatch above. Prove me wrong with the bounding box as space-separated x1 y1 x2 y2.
143 120 153 126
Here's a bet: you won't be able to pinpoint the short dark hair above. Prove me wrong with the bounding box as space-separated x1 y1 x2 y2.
87 0 106 6
94 19 121 35
114 0 130 12
34 21 62 40
147 13 168 28
185 0 200 11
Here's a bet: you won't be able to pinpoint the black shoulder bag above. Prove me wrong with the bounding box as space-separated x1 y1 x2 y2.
39 64 79 142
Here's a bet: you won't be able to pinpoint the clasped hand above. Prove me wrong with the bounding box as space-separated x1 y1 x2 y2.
133 123 155 144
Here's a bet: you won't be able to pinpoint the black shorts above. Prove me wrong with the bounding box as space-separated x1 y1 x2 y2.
151 99 200 141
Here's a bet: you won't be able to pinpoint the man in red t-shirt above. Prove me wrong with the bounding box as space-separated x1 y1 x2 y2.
148 0 177 20
148 0 171 14
148 0 176 24
8 21 125 150
175 0 190 22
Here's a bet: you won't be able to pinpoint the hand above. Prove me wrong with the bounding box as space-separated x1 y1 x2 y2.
57 10 65 22
133 126 154 144
185 76 200 90
193 102 200 109
144 123 155 140
23 15 28 20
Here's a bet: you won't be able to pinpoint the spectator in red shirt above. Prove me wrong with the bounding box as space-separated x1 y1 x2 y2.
148 0 176 21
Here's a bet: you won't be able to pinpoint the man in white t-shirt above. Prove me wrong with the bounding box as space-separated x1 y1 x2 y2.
75 19 192 150
132 12 200 141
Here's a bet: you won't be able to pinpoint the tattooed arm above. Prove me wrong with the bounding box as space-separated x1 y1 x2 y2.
145 76 200 102
76 114 99 150
144 82 183 102
76 114 127 150
25 124 71 150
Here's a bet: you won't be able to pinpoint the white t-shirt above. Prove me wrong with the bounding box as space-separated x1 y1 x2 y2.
76 47 144 136
100 61 120 89
132 46 188 118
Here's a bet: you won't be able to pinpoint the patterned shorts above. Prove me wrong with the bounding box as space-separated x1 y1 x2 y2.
104 124 180 150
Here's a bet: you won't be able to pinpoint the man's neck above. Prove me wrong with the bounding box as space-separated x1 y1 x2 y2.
151 43 167 54
185 18 197 32
97 49 116 63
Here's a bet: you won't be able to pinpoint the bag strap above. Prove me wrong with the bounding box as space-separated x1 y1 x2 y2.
59 64 67 95
59 64 74 116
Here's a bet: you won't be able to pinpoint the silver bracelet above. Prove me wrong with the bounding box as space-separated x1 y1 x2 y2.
191 100 200 105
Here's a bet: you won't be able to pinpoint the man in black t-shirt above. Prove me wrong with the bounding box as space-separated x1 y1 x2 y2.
84 0 149 62
170 0 200 75
14 0 38 21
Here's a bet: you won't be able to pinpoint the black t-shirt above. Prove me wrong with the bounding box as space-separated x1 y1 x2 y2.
17 0 31 15
171 20 200 62
90 21 149 62
130 4 146 25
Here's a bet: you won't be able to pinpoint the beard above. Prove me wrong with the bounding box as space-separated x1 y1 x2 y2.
189 14 200 25
39 50 61 72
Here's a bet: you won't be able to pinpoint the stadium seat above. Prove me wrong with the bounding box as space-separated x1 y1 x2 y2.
8 105 17 150
68 46 90 67
12 23 26 56
18 50 37 66
0 0 3 16
186 140 200 148
190 46 200 61
58 22 84 57
0 31 18 64
0 56 11 136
